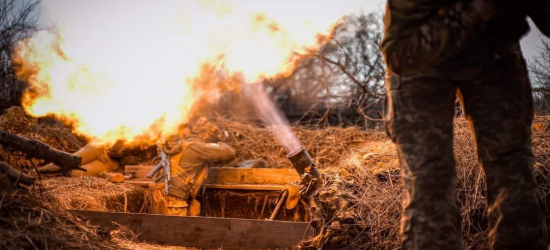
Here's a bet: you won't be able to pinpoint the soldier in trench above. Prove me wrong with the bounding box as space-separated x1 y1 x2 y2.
382 0 549 249
161 117 236 216
39 118 235 216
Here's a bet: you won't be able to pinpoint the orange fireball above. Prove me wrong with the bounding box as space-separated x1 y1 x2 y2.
14 0 361 146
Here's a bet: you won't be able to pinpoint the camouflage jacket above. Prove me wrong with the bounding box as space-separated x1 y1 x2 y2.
168 135 235 200
175 135 235 174
381 0 533 75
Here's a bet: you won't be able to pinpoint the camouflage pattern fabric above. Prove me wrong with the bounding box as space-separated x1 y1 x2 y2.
166 195 188 216
385 43 548 250
167 135 235 202
381 0 530 75
382 0 489 75
383 1 547 249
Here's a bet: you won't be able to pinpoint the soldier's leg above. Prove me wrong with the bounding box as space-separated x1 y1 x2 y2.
188 199 201 216
385 73 463 250
166 195 189 216
458 45 547 250
71 149 119 177
75 144 107 165
186 167 209 217
38 144 106 173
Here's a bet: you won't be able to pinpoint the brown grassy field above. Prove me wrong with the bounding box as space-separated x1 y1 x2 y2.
1 107 549 249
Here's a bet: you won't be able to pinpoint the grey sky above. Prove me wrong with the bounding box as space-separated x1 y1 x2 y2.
33 0 546 61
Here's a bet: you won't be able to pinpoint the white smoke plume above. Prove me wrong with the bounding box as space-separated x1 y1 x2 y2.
244 83 302 154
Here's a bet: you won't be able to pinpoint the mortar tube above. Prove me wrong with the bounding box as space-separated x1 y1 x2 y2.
287 147 321 179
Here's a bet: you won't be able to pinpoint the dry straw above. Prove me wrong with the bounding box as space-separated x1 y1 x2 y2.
215 116 550 250
1 108 549 250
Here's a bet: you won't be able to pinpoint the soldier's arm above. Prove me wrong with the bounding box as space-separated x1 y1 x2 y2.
382 0 490 75
187 142 236 163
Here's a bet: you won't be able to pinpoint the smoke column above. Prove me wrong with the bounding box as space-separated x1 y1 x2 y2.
244 83 302 154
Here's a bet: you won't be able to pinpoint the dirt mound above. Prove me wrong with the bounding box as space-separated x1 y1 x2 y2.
0 187 117 250
41 176 148 213
215 116 388 168
0 107 134 249
216 116 550 250
295 118 550 250
0 107 87 172
2 109 549 250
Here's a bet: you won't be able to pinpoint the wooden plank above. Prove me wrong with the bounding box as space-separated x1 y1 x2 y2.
72 210 313 250
125 165 300 185
124 180 155 187
125 181 285 191
126 166 301 185
203 184 286 191
205 168 300 185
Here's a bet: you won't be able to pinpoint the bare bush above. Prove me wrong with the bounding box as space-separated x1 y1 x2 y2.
530 39 550 113
0 0 38 109
269 13 385 128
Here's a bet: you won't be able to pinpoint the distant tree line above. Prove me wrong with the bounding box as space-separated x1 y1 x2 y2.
530 39 550 113
0 0 38 114
269 13 386 128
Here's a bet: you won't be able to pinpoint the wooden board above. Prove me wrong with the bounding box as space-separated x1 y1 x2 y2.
124 181 286 191
72 210 313 250
204 183 286 191
125 166 301 185
123 180 156 187
205 168 300 185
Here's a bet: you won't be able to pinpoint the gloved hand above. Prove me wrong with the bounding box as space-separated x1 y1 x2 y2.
163 135 183 155
38 162 88 174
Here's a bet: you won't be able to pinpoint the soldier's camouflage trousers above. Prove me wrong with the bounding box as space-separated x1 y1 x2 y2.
385 43 547 250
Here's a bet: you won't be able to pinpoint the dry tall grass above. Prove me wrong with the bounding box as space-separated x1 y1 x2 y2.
216 116 550 250
0 186 118 249
1 107 549 249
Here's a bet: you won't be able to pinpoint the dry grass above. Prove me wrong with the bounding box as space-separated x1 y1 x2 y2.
214 116 388 168
214 116 550 250
0 187 118 250
1 108 549 250
0 107 87 173
40 176 148 213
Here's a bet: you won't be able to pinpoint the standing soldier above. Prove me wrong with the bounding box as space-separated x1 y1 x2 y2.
382 0 548 249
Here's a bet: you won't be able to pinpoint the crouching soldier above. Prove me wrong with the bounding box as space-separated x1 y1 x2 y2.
164 118 236 216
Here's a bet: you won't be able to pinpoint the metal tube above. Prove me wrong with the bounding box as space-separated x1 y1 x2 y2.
287 146 321 179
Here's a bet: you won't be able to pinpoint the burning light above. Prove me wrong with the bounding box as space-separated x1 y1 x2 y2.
14 0 362 145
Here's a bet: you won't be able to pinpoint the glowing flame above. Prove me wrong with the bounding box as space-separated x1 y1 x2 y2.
14 0 361 145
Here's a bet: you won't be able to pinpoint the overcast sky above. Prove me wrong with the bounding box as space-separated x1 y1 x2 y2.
34 0 546 61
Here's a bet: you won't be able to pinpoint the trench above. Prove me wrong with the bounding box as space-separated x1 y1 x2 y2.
113 187 309 222
64 168 312 249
